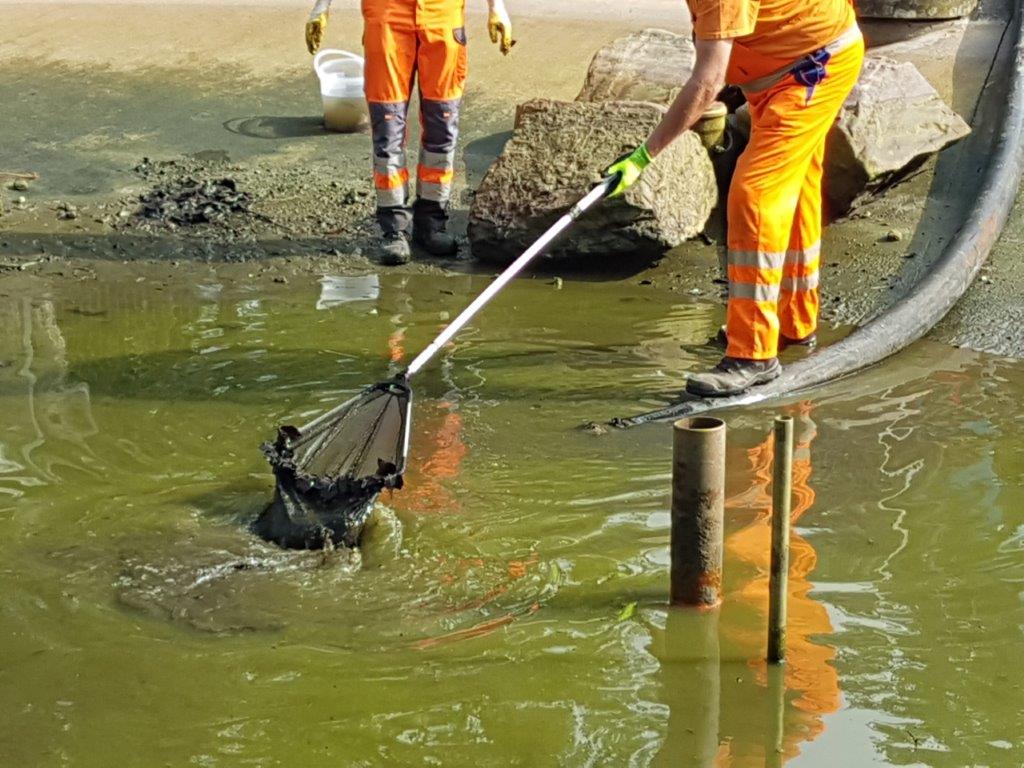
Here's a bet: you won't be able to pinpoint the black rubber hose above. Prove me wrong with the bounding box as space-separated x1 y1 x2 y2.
611 8 1024 428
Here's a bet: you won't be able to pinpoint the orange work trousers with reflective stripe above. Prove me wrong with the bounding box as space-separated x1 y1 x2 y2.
725 36 865 361
363 0 467 233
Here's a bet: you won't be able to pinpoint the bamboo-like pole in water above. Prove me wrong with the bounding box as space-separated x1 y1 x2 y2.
671 417 726 608
765 663 787 768
768 415 794 663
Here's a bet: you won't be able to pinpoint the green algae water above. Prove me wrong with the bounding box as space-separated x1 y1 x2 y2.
1 269 1022 767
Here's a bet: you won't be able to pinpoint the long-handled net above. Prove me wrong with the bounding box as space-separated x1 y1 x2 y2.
257 180 612 549
255 377 411 549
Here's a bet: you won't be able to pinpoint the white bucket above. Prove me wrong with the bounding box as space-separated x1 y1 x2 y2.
313 49 368 133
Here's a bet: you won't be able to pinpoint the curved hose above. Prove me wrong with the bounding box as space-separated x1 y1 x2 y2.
611 8 1024 428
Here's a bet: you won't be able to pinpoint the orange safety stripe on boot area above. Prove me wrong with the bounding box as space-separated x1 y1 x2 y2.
374 168 410 190
417 165 454 185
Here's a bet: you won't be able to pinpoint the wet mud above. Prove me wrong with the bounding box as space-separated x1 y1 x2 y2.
0 3 1021 350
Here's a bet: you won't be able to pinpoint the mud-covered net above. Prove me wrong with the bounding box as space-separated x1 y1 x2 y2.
255 377 411 549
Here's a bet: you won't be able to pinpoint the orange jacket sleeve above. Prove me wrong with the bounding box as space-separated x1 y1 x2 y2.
687 0 758 40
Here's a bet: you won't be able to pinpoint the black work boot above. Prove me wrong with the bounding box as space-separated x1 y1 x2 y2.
413 225 458 256
413 199 459 257
376 231 412 266
686 356 782 397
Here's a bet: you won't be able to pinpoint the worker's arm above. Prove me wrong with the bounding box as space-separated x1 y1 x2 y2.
647 38 733 156
605 38 733 197
306 0 332 55
487 0 514 55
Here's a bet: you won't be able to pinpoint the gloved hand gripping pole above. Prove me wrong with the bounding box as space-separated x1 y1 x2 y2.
259 178 615 549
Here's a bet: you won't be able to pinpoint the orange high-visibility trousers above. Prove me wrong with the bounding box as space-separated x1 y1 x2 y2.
725 34 865 361
363 0 467 233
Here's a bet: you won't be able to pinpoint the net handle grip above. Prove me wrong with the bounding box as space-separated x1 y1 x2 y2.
404 178 613 378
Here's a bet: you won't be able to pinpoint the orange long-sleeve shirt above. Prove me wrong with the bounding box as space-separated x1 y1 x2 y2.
686 0 857 85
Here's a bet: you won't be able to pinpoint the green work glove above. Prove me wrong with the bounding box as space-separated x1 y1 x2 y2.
604 144 652 198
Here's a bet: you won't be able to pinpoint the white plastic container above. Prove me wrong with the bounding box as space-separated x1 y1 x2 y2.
313 49 368 133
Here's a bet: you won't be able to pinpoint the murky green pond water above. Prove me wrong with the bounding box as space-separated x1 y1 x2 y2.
1 270 1021 767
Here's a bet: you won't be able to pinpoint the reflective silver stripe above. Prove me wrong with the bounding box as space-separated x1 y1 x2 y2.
786 241 821 263
417 180 449 203
420 149 454 171
416 149 454 203
376 187 407 207
373 153 409 207
780 274 820 292
739 25 863 94
729 249 786 269
373 152 407 176
730 282 782 302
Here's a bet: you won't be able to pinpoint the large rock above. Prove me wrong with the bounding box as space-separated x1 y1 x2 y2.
468 99 717 263
576 28 696 105
825 56 971 213
856 0 977 19
733 55 970 214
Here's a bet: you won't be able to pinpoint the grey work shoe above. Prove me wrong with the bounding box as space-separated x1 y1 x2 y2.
712 325 817 351
377 232 412 266
686 356 782 397
413 227 459 257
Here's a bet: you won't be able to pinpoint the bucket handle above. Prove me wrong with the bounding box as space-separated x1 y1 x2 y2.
313 48 365 75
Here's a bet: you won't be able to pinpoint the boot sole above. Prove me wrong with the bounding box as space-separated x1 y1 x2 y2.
685 365 782 398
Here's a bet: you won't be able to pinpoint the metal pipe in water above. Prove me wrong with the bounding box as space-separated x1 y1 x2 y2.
670 416 726 608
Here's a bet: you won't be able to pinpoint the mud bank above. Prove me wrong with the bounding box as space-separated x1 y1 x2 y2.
2 0 1022 357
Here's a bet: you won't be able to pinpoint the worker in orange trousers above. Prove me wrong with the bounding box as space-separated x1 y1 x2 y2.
307 0 514 265
608 0 864 397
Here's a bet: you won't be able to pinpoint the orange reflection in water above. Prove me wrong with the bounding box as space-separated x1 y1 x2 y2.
721 403 840 763
385 329 540 648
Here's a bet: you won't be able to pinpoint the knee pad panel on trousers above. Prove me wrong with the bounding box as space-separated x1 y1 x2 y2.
370 101 411 209
369 101 408 157
420 98 460 154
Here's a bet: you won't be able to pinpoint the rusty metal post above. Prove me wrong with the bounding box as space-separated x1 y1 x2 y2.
671 417 726 608
768 415 794 664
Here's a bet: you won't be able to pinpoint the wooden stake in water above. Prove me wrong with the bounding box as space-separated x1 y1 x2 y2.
768 415 794 664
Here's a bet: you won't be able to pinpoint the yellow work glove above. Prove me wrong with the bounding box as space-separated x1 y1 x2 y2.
305 0 332 54
487 0 514 55
604 144 653 198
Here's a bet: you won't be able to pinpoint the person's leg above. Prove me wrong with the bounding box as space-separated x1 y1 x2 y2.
364 6 418 259
778 143 824 345
412 7 467 255
688 36 864 397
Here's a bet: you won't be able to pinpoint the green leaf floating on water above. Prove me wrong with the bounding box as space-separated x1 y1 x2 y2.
617 601 638 622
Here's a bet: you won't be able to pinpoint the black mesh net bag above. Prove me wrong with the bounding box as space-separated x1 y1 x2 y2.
254 377 411 550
